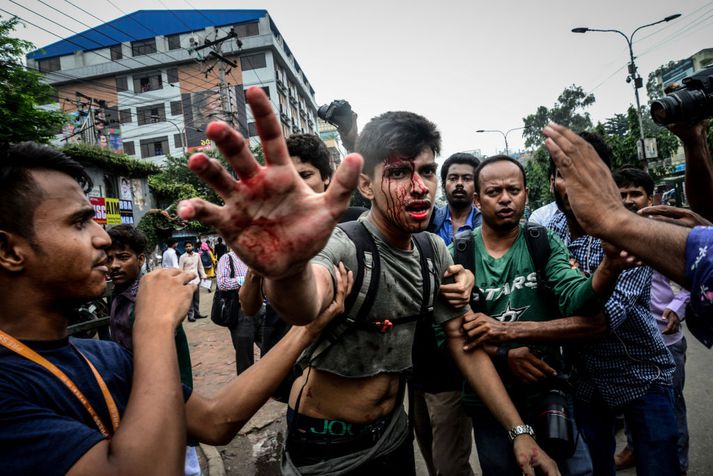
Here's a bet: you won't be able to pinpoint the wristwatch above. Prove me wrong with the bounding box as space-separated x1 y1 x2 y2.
508 424 535 441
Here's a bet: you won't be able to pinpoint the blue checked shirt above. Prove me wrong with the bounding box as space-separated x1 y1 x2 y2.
549 212 674 408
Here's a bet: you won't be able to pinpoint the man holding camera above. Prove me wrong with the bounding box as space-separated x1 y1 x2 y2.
457 153 633 475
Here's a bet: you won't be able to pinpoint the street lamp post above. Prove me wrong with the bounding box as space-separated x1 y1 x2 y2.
476 126 528 156
149 116 202 154
572 13 681 171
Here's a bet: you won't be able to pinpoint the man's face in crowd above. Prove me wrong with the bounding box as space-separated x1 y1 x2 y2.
365 147 438 233
619 185 652 212
444 163 475 210
476 161 527 232
185 242 194 254
21 171 111 303
292 156 329 193
107 245 144 288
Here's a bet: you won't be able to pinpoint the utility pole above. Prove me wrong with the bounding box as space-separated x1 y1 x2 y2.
191 30 241 129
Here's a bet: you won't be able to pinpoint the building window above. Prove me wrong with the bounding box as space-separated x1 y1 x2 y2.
167 34 181 50
131 38 157 57
116 76 128 92
133 72 162 93
38 57 61 73
123 141 136 156
110 45 123 60
166 67 179 84
234 21 259 38
119 109 132 124
170 100 183 116
240 52 266 71
248 122 257 137
140 136 169 158
174 133 183 148
137 104 166 125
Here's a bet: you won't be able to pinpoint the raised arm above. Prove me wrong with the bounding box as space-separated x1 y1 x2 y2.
68 269 196 476
669 120 713 221
177 88 362 292
543 123 689 284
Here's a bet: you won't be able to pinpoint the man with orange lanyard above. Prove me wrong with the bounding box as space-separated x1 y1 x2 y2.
0 142 352 475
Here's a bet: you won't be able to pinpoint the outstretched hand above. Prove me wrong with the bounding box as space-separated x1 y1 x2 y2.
178 87 363 279
639 205 713 228
543 123 625 238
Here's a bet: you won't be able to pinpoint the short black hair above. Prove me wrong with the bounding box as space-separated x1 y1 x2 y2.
287 134 332 180
613 167 655 196
108 224 147 255
474 155 527 193
217 237 223 243
548 131 612 177
440 152 480 188
166 238 178 246
0 142 92 244
356 111 441 176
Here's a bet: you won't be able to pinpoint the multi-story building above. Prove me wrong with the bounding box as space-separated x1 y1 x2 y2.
317 118 348 171
27 9 320 164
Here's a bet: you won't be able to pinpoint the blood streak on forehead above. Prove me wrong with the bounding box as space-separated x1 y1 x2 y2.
383 153 414 169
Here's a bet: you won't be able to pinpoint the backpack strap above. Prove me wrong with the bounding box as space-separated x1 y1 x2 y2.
523 222 553 295
452 229 486 311
412 231 438 316
305 221 380 362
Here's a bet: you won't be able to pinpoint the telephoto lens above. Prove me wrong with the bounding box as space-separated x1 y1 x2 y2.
536 377 576 460
651 65 713 126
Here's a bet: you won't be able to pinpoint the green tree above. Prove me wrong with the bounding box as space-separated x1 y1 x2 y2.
522 85 596 148
0 16 67 145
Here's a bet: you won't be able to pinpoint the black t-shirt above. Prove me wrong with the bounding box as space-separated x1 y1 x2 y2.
0 336 192 475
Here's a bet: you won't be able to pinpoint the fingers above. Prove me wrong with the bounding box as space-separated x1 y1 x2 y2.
246 87 290 166
177 198 224 226
204 121 260 179
640 205 685 218
187 153 238 198
443 264 464 277
325 153 364 219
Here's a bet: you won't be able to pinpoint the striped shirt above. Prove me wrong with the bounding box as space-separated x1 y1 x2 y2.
216 251 249 291
549 211 674 408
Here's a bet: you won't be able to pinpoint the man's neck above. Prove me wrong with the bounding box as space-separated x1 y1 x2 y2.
0 283 71 341
565 213 586 240
449 204 472 222
367 210 413 250
480 222 520 258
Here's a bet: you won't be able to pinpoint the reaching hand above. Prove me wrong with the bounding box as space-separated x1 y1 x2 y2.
601 241 643 272
177 88 363 279
304 262 353 338
662 308 681 335
639 205 713 228
543 123 625 237
513 435 561 476
507 347 556 384
461 312 511 350
440 264 474 308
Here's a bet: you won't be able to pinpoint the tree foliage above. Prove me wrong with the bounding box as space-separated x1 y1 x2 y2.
0 16 67 145
522 85 595 148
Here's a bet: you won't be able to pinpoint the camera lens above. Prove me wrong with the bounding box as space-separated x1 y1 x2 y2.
317 104 330 121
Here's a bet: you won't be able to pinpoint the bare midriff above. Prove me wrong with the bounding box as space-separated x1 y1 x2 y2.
288 368 401 424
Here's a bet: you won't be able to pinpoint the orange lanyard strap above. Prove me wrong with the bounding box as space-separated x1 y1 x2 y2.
0 330 120 438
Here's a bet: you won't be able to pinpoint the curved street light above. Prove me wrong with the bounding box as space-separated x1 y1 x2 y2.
571 13 681 170
150 115 203 154
475 126 529 156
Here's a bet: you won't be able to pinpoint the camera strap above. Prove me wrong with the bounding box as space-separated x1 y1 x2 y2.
0 329 120 438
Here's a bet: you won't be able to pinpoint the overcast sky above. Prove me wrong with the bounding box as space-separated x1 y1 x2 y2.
6 0 713 159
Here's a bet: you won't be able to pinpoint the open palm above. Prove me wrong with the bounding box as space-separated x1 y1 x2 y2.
178 87 363 279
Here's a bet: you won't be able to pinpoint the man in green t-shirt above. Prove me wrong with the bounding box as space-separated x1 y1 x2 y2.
458 155 631 476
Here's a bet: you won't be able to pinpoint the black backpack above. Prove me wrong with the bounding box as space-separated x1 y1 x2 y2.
200 251 213 269
274 220 438 403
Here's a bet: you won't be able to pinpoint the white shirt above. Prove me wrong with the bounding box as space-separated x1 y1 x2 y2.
162 247 179 269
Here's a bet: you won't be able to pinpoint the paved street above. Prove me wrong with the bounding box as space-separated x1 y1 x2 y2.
186 287 713 475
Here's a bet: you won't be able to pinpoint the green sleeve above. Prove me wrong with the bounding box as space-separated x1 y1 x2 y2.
174 324 193 388
544 231 600 317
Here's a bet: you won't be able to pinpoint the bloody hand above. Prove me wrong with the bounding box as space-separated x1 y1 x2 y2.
178 88 363 279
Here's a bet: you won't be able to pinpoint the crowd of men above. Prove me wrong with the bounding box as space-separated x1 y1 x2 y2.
1 84 712 476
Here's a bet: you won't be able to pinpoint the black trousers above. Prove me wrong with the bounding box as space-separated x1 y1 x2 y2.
228 307 265 374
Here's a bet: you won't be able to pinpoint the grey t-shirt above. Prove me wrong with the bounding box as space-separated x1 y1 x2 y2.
300 217 465 377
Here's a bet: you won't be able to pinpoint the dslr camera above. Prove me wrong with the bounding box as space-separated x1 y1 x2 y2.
317 99 354 132
536 373 576 460
651 65 713 126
